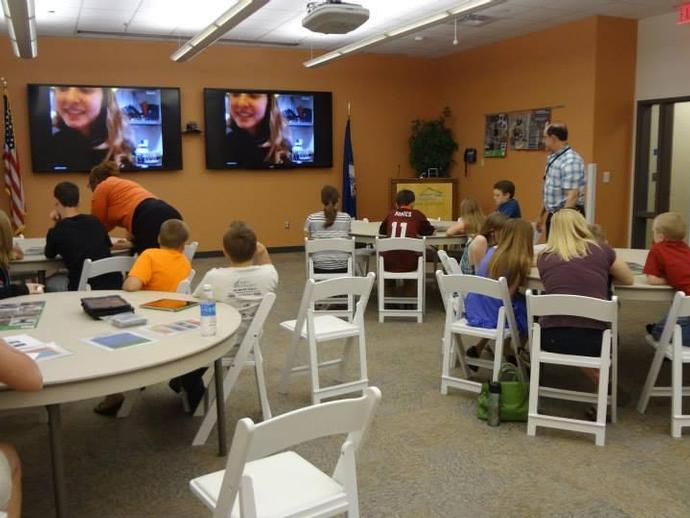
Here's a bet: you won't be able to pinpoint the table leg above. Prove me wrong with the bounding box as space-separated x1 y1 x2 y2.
47 404 67 518
214 359 227 456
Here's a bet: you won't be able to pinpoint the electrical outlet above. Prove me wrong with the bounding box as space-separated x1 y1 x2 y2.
480 158 485 167
602 171 611 183
284 219 290 229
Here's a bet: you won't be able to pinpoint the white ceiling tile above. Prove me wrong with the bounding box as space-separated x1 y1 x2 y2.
27 0 677 60
81 0 141 9
78 9 134 23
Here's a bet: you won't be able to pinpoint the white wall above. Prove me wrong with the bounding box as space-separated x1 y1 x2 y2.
636 12 690 100
670 103 690 232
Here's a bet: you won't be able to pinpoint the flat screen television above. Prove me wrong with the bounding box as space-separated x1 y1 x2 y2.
27 84 182 172
204 88 333 170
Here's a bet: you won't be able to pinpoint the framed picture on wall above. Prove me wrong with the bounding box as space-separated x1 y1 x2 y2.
484 113 508 158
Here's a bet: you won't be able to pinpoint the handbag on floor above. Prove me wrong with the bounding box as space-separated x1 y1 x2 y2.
477 363 529 422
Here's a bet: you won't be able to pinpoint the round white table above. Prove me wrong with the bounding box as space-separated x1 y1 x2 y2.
350 219 463 246
0 291 241 518
527 248 674 302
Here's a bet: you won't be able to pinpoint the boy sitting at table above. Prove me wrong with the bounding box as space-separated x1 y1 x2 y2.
95 219 191 416
122 219 191 292
379 190 434 299
170 220 278 413
45 181 122 292
644 212 690 344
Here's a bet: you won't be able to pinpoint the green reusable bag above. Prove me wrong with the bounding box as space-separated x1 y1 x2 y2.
477 363 529 422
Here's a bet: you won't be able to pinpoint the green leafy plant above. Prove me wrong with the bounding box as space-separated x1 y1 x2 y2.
408 107 459 177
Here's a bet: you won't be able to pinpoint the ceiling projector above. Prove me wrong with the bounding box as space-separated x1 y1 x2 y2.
303 1 370 34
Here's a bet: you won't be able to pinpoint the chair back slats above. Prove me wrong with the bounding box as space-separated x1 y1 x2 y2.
77 256 136 291
305 237 356 280
375 237 426 254
247 387 381 460
214 387 381 518
526 291 618 324
436 272 506 301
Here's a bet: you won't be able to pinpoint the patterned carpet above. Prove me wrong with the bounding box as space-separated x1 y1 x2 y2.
4 252 690 517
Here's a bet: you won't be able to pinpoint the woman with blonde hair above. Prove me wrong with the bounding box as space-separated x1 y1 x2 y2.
224 92 292 168
537 209 633 388
50 86 134 170
448 198 485 274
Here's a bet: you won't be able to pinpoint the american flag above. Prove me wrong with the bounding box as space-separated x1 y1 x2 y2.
3 91 26 233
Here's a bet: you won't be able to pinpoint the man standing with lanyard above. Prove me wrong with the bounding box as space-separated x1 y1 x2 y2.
535 122 586 238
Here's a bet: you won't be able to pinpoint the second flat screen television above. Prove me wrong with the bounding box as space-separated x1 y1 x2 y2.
204 89 333 170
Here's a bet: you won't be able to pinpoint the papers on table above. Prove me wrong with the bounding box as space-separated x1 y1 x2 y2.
4 334 71 362
83 331 157 351
147 318 201 336
626 262 644 275
0 302 45 331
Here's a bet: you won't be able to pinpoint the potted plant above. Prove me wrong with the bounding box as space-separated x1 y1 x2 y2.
408 107 459 177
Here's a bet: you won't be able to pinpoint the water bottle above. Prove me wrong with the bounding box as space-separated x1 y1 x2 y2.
200 284 217 337
487 382 501 427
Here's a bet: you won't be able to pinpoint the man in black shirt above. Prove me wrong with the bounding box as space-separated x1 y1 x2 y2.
45 182 122 291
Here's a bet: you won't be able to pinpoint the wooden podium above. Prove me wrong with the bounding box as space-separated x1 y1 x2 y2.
390 178 458 220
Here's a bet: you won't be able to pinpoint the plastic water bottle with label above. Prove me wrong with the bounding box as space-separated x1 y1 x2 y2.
200 284 217 337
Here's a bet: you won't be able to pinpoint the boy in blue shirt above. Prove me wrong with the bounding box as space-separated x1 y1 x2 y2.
493 180 522 219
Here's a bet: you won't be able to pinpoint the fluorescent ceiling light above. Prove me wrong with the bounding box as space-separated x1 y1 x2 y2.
304 0 504 68
386 12 450 37
2 0 38 58
170 0 268 62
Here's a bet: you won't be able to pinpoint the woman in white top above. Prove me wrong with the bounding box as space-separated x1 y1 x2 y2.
304 185 352 273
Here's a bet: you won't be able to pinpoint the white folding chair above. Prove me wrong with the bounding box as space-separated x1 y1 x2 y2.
192 292 276 446
305 237 356 320
352 218 375 276
437 249 461 275
77 256 136 291
526 291 618 446
190 387 381 518
637 291 690 438
436 271 524 395
176 269 197 295
375 237 426 323
184 241 199 262
279 273 375 404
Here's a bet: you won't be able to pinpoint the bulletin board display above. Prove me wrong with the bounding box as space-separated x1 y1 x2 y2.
389 178 457 220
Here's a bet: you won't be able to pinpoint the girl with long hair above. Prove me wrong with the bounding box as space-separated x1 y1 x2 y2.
447 198 484 237
224 92 292 168
462 211 507 275
304 185 352 273
51 86 134 169
0 211 42 298
464 218 534 336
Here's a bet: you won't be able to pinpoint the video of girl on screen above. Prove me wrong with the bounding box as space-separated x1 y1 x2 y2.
46 86 164 171
223 92 315 168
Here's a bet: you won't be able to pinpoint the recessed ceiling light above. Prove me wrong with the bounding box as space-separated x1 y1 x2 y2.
414 36 424 41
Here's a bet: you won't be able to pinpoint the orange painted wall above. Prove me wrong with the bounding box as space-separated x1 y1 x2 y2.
0 37 438 250
435 17 637 246
591 17 637 246
0 15 637 249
